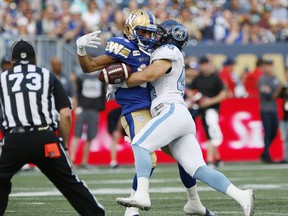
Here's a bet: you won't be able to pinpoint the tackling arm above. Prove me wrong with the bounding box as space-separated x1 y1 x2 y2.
126 59 172 87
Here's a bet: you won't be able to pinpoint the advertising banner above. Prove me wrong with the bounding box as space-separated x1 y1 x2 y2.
72 98 284 165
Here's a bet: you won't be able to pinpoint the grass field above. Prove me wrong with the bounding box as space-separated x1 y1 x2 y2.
5 162 288 216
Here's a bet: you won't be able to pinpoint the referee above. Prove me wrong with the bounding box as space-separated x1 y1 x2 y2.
0 40 105 216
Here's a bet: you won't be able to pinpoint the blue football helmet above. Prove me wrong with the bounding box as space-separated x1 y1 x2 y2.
124 9 158 50
157 20 189 51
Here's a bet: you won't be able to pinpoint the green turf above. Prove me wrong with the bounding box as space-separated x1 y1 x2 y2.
5 163 288 215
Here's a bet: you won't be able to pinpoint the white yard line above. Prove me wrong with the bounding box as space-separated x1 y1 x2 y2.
17 163 288 176
10 183 288 197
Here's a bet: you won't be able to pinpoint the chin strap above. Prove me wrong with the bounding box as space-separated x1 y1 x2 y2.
139 47 152 56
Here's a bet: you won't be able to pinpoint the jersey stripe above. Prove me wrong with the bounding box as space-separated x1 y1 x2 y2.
8 85 20 126
15 92 29 125
29 91 41 125
41 68 51 125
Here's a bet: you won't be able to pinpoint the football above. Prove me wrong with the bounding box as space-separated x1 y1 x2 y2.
99 62 132 85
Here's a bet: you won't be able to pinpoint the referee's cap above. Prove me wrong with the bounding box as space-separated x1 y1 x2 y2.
11 39 36 65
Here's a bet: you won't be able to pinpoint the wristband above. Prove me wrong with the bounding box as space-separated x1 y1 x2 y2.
77 46 87 56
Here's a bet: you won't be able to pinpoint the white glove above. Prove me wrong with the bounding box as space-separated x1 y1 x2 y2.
76 30 102 56
106 84 117 101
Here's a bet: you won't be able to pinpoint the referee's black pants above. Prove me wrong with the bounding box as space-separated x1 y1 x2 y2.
0 130 105 216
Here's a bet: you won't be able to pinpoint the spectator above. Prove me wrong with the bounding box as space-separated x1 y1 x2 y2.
223 0 250 15
195 5 215 42
36 5 59 36
279 65 288 164
243 57 264 98
184 60 200 119
110 9 126 37
258 5 273 30
271 0 288 27
70 73 106 168
50 56 77 110
1 56 12 72
71 0 88 13
58 0 72 20
1 13 19 39
122 0 139 17
97 9 112 44
107 106 123 168
214 9 231 42
251 18 276 43
167 0 181 18
63 4 85 44
179 7 202 42
219 57 248 98
258 58 282 163
219 57 236 97
189 55 227 168
223 19 249 44
16 6 36 36
155 8 170 23
81 0 101 33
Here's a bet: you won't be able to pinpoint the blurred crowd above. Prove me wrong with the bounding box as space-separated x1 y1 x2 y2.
0 0 288 46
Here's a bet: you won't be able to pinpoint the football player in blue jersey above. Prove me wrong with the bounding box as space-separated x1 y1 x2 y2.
76 9 215 216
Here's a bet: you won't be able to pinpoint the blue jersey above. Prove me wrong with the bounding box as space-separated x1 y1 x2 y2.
105 35 151 115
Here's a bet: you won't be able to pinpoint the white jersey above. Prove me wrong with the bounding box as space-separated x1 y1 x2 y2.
149 44 186 116
132 44 205 177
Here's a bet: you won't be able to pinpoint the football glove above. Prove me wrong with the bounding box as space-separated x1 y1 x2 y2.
76 30 102 56
106 84 117 101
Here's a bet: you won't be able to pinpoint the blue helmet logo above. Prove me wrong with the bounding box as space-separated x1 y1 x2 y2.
172 25 188 42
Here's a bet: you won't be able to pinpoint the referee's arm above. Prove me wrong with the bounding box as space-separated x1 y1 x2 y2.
53 76 72 150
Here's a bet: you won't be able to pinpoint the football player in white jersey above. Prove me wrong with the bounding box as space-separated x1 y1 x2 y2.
116 20 255 216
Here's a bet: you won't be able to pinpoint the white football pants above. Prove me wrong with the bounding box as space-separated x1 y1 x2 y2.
132 103 206 177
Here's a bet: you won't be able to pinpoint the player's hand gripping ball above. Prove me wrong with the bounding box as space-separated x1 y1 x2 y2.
99 63 132 85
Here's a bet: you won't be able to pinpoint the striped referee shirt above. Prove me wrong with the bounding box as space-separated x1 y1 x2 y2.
0 64 71 130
